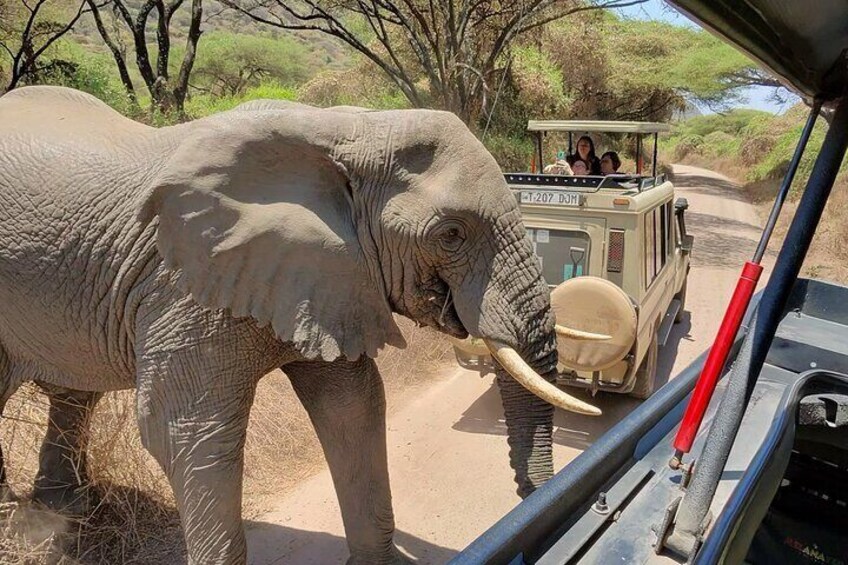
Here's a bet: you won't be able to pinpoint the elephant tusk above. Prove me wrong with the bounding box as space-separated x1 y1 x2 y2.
555 324 611 341
484 338 602 416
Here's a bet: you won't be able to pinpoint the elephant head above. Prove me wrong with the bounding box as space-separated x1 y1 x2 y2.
140 104 599 496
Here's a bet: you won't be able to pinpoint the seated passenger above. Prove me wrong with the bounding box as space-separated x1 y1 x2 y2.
544 158 573 175
600 151 623 175
569 135 601 175
571 160 589 176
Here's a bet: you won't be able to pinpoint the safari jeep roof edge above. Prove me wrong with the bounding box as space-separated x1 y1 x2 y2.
526 120 672 134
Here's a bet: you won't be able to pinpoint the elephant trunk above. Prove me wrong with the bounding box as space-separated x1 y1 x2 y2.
497 365 556 498
471 242 566 498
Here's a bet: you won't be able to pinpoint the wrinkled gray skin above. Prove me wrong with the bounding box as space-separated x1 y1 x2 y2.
0 86 558 564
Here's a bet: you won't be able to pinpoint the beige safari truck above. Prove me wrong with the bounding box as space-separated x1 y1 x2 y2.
453 120 693 399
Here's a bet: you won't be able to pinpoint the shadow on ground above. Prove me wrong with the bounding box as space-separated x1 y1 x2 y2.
451 315 694 452
672 173 750 203
684 211 771 268
246 522 457 565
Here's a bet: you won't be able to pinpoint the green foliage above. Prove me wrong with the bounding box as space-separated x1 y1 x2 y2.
190 32 314 96
748 119 829 183
668 104 845 192
510 46 566 110
22 39 138 115
670 109 771 137
487 11 764 144
184 81 298 118
298 62 409 110
600 15 759 109
483 134 535 172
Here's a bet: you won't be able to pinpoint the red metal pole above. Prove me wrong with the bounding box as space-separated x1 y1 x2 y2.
668 102 820 469
670 261 762 466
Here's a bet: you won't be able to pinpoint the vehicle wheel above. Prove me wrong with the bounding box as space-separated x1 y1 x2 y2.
674 276 688 324
630 333 658 400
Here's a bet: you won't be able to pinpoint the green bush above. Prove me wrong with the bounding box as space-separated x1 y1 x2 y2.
483 134 534 172
190 32 314 96
185 82 298 118
669 103 847 190
701 130 739 158
28 40 137 116
297 63 409 110
668 133 705 160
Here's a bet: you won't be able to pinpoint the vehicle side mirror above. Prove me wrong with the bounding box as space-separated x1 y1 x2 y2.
674 198 693 255
679 234 694 256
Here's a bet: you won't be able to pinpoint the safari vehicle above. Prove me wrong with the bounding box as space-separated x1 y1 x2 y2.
453 121 693 399
452 1 848 564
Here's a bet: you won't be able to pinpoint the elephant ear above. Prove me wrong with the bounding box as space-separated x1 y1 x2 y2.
140 112 405 361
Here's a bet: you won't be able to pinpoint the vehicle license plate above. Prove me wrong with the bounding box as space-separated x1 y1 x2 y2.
520 190 581 206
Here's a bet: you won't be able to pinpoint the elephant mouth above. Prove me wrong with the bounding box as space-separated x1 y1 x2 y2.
424 280 602 416
427 286 468 339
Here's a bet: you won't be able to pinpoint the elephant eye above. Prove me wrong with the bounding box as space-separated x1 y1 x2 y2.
436 223 466 252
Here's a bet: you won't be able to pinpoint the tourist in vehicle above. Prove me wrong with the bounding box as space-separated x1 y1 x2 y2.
544 159 573 175
600 151 622 175
569 135 601 174
571 160 589 176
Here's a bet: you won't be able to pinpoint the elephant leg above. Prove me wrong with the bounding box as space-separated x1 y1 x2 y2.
0 345 22 497
32 385 102 515
496 369 555 498
284 357 405 565
136 361 257 565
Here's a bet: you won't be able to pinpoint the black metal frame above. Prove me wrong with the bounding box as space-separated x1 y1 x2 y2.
505 173 667 193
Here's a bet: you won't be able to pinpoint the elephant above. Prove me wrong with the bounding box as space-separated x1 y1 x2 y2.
0 86 600 564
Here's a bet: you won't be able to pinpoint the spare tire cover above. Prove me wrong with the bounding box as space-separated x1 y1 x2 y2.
550 276 637 371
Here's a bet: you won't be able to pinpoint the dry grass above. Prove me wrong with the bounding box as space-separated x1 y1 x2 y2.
748 174 848 285
673 151 848 287
673 153 751 186
0 318 453 563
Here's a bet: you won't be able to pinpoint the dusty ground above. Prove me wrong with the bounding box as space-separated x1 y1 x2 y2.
244 164 776 564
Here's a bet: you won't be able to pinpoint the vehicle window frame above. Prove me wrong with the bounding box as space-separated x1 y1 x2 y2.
644 199 674 291
527 227 592 286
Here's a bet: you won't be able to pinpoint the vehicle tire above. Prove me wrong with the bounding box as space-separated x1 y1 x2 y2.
630 332 658 400
674 276 688 324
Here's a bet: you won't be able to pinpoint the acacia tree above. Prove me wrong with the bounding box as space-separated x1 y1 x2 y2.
190 31 313 96
224 0 647 125
0 0 92 91
85 0 203 114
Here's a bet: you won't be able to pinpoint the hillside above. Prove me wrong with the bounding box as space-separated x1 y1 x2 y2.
666 106 848 283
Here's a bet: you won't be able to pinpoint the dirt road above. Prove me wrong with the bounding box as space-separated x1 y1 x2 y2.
245 165 773 564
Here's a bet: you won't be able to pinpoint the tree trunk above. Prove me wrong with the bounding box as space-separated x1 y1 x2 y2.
86 0 138 106
173 0 203 116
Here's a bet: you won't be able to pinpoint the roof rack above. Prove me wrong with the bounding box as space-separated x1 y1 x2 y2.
504 173 666 192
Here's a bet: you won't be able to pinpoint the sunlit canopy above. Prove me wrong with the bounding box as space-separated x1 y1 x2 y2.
667 0 848 104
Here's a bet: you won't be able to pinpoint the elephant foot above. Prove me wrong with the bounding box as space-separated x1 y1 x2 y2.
0 483 16 504
347 546 414 565
32 482 94 517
